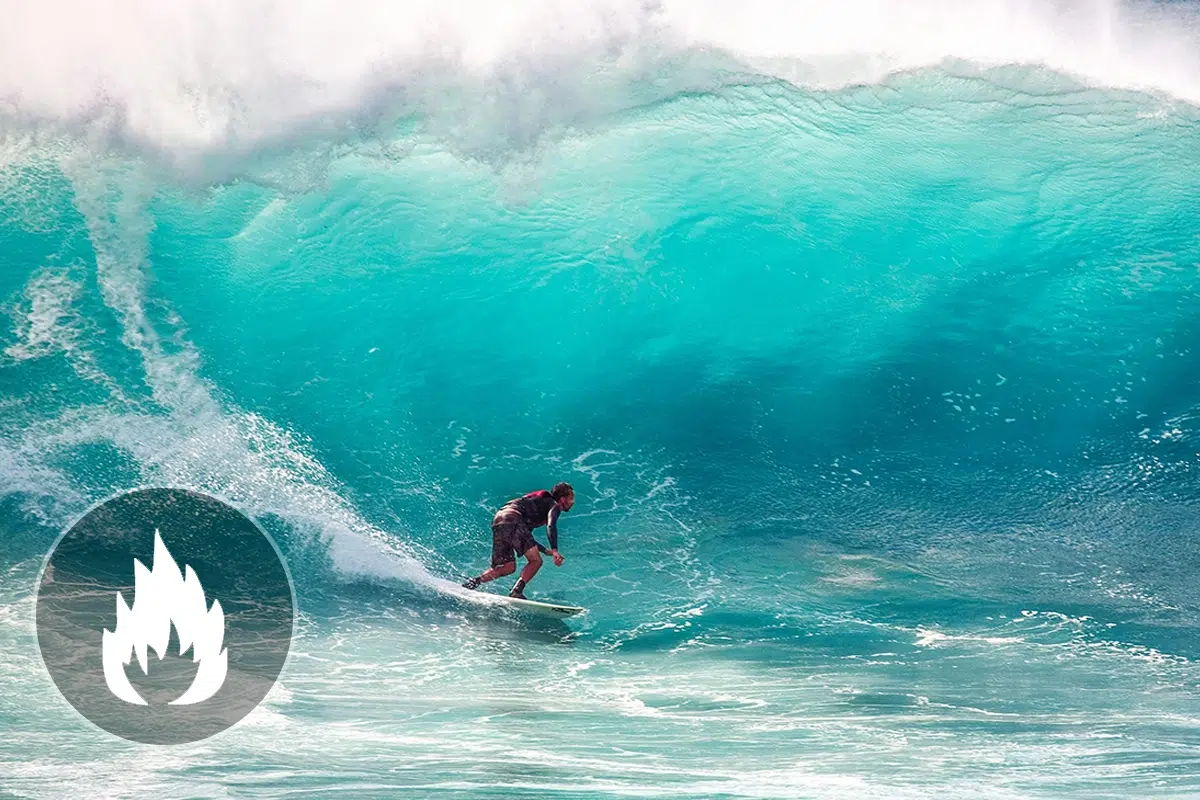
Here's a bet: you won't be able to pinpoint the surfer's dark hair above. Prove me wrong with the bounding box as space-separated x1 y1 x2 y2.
551 482 574 499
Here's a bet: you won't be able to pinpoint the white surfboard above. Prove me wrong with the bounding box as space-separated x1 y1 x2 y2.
494 595 585 618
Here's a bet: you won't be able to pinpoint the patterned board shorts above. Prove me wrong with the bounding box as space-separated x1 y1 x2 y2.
491 520 539 567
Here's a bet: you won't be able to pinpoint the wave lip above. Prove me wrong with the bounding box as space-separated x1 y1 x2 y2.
2 0 1199 163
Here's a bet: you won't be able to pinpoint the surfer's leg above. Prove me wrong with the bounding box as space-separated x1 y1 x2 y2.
463 524 519 589
519 547 543 582
465 561 515 589
509 539 542 599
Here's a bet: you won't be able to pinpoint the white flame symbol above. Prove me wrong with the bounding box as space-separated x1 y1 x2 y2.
101 529 228 706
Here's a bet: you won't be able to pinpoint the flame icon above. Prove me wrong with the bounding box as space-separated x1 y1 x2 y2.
101 530 228 706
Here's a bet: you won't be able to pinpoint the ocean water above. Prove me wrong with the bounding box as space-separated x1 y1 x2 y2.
3 1 1200 797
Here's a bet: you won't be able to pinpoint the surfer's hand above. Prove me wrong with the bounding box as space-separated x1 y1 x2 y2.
551 550 564 567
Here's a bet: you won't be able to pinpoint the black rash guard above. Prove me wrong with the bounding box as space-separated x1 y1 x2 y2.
498 490 562 551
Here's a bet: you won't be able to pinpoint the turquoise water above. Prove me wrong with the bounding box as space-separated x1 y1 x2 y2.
5 2 1200 796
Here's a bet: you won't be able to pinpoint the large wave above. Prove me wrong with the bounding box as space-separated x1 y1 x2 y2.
1 1 1199 626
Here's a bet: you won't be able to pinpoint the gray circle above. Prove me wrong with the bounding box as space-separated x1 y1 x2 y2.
35 487 296 745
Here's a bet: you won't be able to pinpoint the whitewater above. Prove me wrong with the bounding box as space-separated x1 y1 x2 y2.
3 0 1200 797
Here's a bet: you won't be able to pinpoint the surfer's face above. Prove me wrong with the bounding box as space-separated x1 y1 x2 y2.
558 492 575 512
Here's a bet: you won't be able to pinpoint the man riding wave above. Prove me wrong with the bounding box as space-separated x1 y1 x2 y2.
462 482 574 599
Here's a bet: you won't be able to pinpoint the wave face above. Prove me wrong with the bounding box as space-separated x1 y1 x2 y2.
4 2 1200 797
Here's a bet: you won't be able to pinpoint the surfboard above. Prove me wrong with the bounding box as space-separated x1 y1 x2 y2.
494 595 585 618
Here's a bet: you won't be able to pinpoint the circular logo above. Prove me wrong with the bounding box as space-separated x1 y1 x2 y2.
35 487 295 745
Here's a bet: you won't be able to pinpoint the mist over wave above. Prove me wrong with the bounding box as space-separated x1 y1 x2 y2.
2 0 1200 168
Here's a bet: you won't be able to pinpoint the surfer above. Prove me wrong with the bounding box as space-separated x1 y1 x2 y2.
462 482 574 599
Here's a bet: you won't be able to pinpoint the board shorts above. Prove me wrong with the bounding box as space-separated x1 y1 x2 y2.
491 519 539 568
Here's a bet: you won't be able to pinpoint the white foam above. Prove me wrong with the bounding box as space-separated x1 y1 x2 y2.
665 0 1200 95
0 0 1197 163
4 267 85 363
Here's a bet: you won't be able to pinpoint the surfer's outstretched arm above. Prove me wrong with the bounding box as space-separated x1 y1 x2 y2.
547 505 561 551
543 504 565 567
